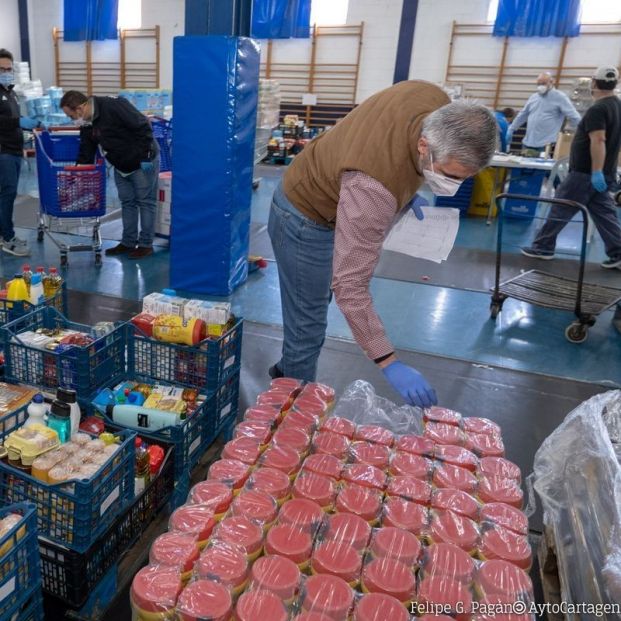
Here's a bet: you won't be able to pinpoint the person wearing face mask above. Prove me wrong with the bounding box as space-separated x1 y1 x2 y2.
0 48 40 257
506 72 581 156
267 81 498 408
59 90 159 259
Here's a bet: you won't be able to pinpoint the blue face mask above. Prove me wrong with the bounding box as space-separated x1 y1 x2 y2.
0 72 14 88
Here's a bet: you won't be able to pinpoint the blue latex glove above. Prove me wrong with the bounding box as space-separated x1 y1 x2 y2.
140 161 154 172
382 360 438 409
505 129 513 151
19 117 40 130
591 170 607 193
409 194 428 220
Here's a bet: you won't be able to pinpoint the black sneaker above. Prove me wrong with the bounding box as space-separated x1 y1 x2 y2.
613 307 621 335
600 257 621 269
520 247 555 260
268 363 284 379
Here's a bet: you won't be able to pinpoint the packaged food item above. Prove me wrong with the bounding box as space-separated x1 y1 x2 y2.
244 405 282 428
169 504 217 547
322 512 372 551
301 454 343 480
478 525 532 570
311 540 363 586
265 523 313 569
131 312 157 337
434 445 479 472
464 432 505 458
461 417 501 437
246 467 291 505
424 407 462 427
301 574 355 619
270 378 302 391
221 436 263 466
431 489 480 521
350 442 391 470
417 575 472 621
236 589 289 621
175 578 232 621
395 434 435 457
300 382 335 404
432 463 478 494
477 456 521 483
389 453 432 480
360 557 415 604
142 291 186 317
280 409 320 436
424 423 465 447
149 532 200 582
353 592 410 621
260 444 302 478
382 497 429 536
312 432 351 460
195 541 249 596
341 464 386 491
0 383 37 416
319 416 356 439
257 390 293 412
291 395 329 419
427 510 480 553
421 542 476 583
273 425 311 455
250 554 301 601
479 503 528 536
213 516 264 561
234 421 273 446
386 476 432 505
207 459 251 492
477 475 523 508
278 498 325 535
368 526 421 566
335 485 383 525
293 472 337 510
354 425 394 448
130 565 183 620
231 489 279 527
5 423 60 465
475 559 534 600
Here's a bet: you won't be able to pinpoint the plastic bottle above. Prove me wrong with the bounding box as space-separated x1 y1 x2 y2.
7 275 29 303
47 400 72 443
152 315 206 346
56 388 81 436
135 437 151 495
44 267 62 299
24 394 48 427
29 274 45 306
22 265 33 295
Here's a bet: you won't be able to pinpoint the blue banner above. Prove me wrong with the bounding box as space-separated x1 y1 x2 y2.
64 0 119 42
251 0 311 39
493 0 581 37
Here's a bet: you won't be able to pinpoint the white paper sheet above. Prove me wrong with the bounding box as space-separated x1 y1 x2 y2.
382 206 460 263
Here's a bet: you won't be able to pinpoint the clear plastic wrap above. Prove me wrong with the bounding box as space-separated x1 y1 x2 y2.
212 515 264 561
246 466 292 504
280 408 320 436
427 510 480 554
231 488 279 528
260 444 303 478
273 425 312 455
207 458 251 492
195 540 249 596
130 565 183 618
381 496 429 536
320 416 356 439
221 436 263 465
311 538 363 586
175 577 233 621
249 554 302 602
278 498 325 535
265 522 314 569
368 526 422 566
301 453 344 480
236 588 289 621
292 471 337 510
312 431 351 459
350 441 391 470
188 480 233 518
168 504 217 546
335 484 383 525
320 512 372 551
233 420 273 446
353 592 410 621
360 555 416 604
299 574 356 620
149 532 200 581
341 464 387 491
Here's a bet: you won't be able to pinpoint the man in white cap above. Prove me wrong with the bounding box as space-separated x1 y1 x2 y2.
521 65 621 268
506 72 581 155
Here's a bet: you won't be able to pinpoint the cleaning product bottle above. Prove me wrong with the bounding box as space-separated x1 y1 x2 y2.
7 275 29 306
47 400 72 443
29 274 45 306
134 438 151 495
56 388 81 436
107 403 183 430
22 265 33 295
43 267 62 298
24 394 48 427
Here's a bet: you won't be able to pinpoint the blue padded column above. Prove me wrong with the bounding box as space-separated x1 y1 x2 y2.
170 36 259 295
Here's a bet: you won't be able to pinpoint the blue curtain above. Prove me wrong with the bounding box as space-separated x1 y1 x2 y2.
64 0 119 41
251 0 311 39
493 0 582 37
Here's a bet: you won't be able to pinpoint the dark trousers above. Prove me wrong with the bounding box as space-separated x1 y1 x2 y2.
0 153 21 241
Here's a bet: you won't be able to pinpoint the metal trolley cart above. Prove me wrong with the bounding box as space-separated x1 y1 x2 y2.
490 193 621 343
34 129 106 267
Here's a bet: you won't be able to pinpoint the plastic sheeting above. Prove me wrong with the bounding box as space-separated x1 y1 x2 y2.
493 0 581 38
63 0 119 42
170 36 259 295
533 390 621 617
251 0 311 39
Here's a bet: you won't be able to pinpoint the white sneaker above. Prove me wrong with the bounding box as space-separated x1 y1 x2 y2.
2 237 31 257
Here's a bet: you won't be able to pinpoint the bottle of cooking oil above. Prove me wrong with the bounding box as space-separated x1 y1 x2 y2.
43 267 63 299
21 265 33 295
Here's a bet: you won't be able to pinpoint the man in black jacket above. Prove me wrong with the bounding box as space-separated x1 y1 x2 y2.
0 48 40 257
60 90 159 259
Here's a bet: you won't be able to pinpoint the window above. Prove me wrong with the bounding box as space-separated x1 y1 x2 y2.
310 0 349 26
117 0 142 30
487 0 621 24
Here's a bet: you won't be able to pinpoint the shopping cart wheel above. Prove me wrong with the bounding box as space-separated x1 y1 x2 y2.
489 302 502 320
565 322 588 344
95 253 102 267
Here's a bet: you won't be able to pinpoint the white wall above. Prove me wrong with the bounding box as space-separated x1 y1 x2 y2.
0 0 23 63
27 0 61 88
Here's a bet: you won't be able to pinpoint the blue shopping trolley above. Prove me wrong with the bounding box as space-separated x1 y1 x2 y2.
35 129 106 267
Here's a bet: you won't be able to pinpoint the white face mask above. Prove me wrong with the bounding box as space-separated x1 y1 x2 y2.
0 72 13 88
422 151 463 197
74 118 86 127
537 84 549 95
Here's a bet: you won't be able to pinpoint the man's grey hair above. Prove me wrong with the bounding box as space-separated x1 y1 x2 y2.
421 102 498 170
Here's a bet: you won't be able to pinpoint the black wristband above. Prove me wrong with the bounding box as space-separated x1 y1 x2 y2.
374 352 394 364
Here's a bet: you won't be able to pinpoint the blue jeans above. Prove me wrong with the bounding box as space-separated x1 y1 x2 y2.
268 182 335 381
114 161 159 248
0 153 22 241
532 171 621 259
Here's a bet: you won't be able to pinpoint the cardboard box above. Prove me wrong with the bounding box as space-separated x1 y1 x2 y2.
553 131 573 160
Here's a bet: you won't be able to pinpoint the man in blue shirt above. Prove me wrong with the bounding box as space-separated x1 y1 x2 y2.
507 72 581 156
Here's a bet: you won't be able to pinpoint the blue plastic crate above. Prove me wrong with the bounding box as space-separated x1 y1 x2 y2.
1 307 127 399
0 283 67 327
505 169 547 219
129 317 243 394
0 503 41 620
151 117 172 173
0 408 136 552
15 588 44 621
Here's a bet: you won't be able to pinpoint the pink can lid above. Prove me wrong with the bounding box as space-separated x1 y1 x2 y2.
476 559 534 597
390 453 432 480
386 476 432 505
479 526 532 570
265 523 313 564
354 425 394 447
479 503 529 535
231 489 279 525
477 475 524 509
424 423 465 447
208 459 251 489
312 432 351 459
300 382 335 403
423 543 475 582
417 575 473 614
312 541 363 583
324 512 372 550
434 445 479 472
293 472 336 507
432 463 478 494
247 467 291 500
395 435 435 457
270 378 302 391
215 516 263 555
169 505 217 541
274 426 311 454
196 542 248 587
131 565 182 613
336 484 382 522
350 442 391 470
282 408 320 435
244 405 281 426
478 457 521 483
354 593 410 621
251 554 301 600
279 498 325 533
341 464 386 491
361 558 415 603
302 454 343 480
465 432 505 458
189 481 233 514
234 421 273 445
423 407 462 427
303 574 355 618
256 392 290 411
291 396 328 419
176 579 232 621
150 532 200 573
370 527 421 565
431 489 480 520
236 589 288 621
429 511 479 552
221 437 262 465
260 445 302 476
382 497 429 536
461 417 502 437
320 417 356 439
